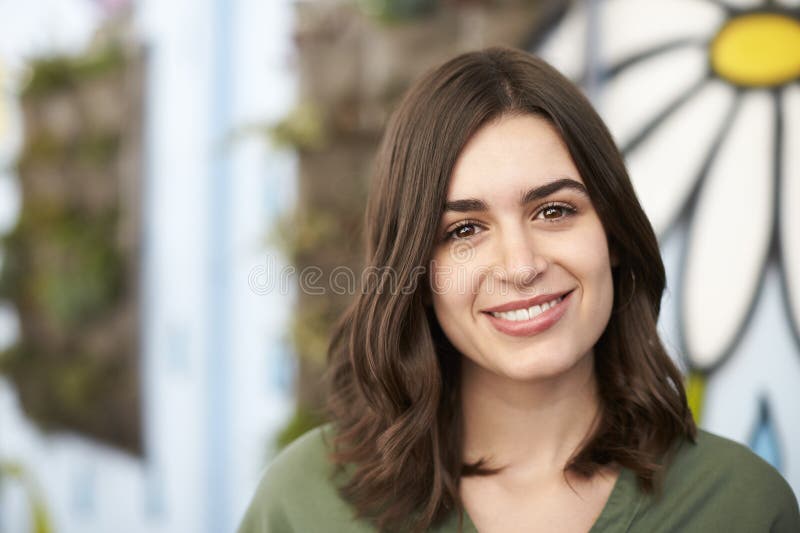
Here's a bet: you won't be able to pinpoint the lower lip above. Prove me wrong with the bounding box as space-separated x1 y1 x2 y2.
482 291 573 337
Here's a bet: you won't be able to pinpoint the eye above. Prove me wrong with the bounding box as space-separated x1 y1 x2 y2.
445 220 483 241
535 202 577 222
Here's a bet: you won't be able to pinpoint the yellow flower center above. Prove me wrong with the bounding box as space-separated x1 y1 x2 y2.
710 13 800 87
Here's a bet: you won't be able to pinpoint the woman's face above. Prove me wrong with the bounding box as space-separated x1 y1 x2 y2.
429 113 616 382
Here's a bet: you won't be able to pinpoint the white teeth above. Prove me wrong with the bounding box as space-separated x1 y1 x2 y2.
491 295 564 321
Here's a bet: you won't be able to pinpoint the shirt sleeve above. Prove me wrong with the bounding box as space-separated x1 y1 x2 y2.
237 467 294 533
624 431 800 532
768 476 800 533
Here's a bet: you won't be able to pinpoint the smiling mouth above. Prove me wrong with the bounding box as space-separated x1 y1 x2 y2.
484 290 575 322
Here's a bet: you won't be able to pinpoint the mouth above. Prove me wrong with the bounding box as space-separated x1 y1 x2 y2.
481 289 575 337
485 290 572 321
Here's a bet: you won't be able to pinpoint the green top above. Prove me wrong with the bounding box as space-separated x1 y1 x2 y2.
238 424 800 532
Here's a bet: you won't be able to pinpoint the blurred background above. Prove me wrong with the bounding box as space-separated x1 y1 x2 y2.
0 0 798 531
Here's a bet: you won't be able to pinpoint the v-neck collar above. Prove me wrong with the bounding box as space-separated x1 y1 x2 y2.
587 467 644 532
450 466 643 533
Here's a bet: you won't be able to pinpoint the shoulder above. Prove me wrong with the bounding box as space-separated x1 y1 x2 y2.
667 429 793 495
238 424 372 533
259 423 335 487
634 429 800 532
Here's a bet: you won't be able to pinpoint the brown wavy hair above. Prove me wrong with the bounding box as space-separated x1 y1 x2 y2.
325 46 696 532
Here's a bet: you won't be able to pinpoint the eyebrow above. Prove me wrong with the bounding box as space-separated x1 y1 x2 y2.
443 178 588 213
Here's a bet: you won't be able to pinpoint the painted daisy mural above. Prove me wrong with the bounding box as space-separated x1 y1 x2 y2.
535 0 800 483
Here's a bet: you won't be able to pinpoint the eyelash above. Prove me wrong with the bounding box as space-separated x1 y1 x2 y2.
444 202 578 241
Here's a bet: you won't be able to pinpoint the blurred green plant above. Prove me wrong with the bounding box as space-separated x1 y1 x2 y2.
289 299 337 366
261 205 359 452
19 131 120 168
0 461 54 533
267 103 327 151
0 42 141 453
356 0 439 22
22 44 125 97
266 208 341 262
0 206 123 329
227 103 327 154
0 202 135 449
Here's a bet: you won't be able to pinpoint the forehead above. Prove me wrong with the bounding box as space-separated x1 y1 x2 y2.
447 114 584 200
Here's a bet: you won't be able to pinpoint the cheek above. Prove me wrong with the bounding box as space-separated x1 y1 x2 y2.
430 242 481 295
545 216 611 287
429 253 482 328
569 229 615 315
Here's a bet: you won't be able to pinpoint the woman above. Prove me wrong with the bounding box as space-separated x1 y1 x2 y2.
238 47 799 532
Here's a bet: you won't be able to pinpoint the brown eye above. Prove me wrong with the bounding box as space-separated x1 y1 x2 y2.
543 206 565 219
456 225 476 237
446 221 482 241
536 203 577 222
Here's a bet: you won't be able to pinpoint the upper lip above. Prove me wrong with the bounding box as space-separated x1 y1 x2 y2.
481 289 573 313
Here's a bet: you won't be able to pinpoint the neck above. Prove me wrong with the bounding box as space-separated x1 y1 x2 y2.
460 351 601 480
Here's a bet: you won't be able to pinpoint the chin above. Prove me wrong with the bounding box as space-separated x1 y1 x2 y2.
510 364 577 383
499 348 587 382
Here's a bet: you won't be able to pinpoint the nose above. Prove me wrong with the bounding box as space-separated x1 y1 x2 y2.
492 226 548 289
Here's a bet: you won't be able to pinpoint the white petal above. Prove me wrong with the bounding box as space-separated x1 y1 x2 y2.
781 85 800 336
602 0 724 66
626 80 736 236
600 46 708 148
536 2 588 81
776 0 800 8
682 92 775 369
